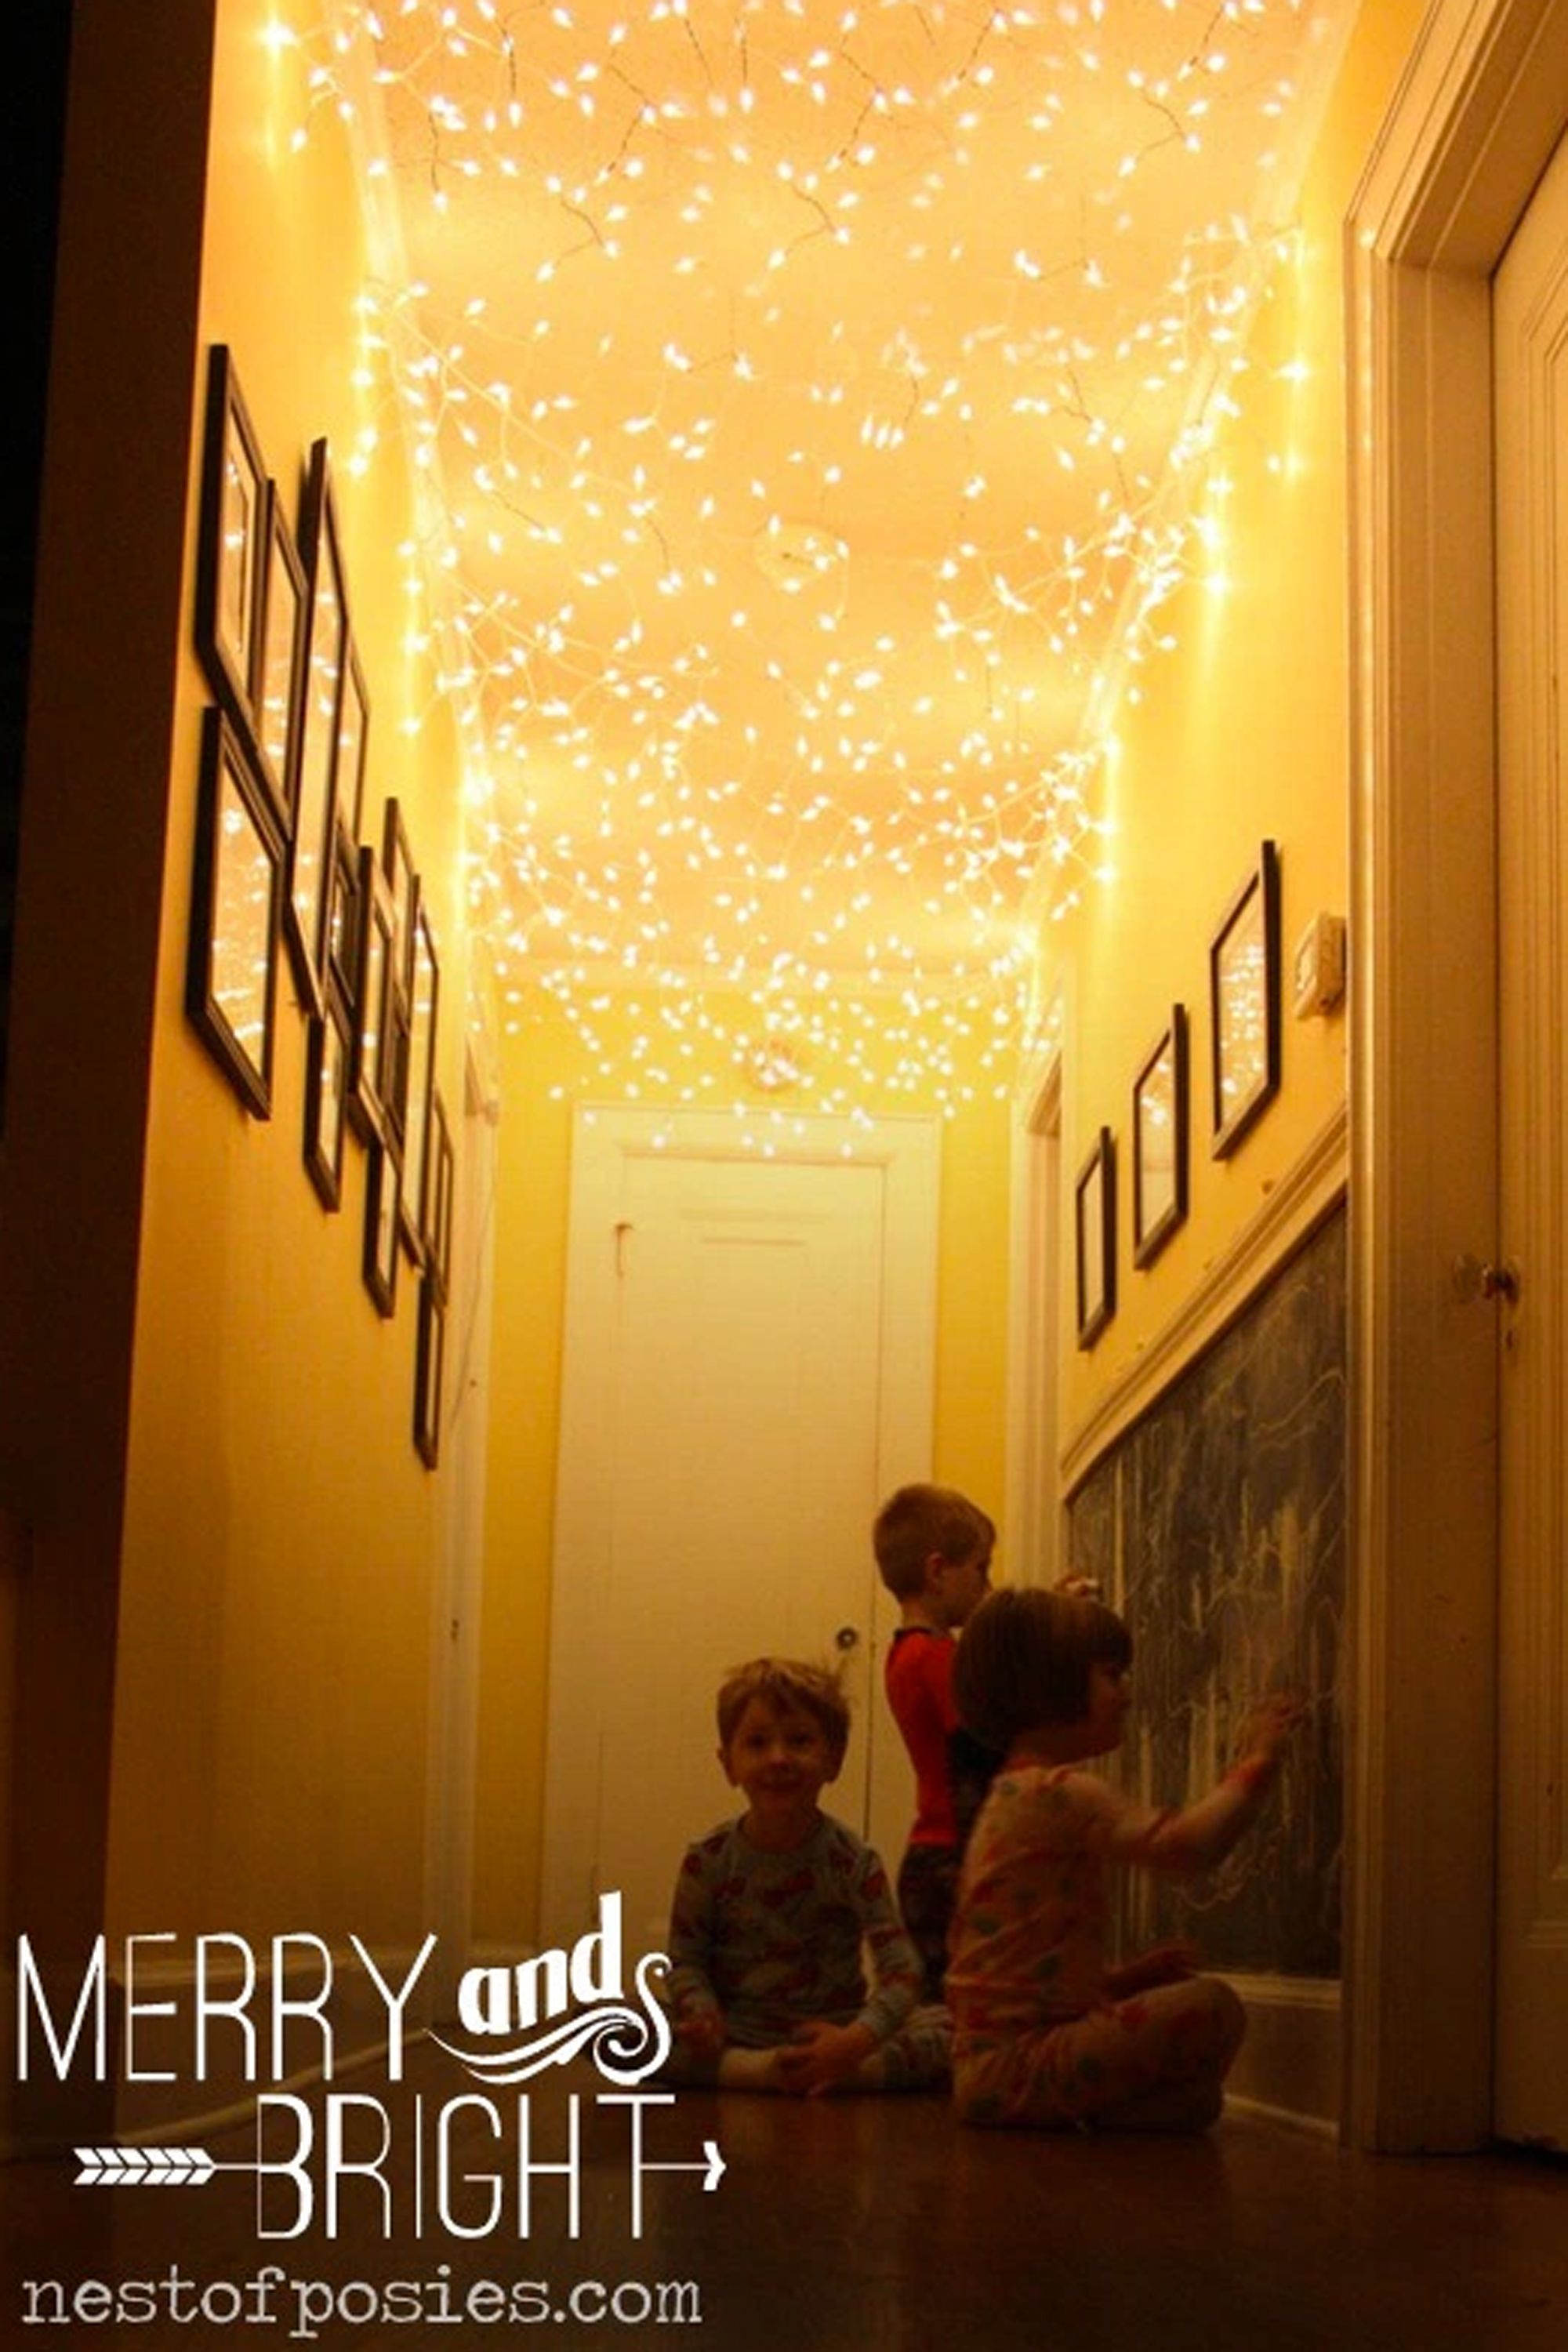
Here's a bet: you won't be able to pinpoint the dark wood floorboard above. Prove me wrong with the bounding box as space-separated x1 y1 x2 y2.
4 2042 1566 2347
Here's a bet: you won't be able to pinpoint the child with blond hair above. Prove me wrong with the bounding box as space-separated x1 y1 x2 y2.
660 1657 949 2093
948 1584 1301 2132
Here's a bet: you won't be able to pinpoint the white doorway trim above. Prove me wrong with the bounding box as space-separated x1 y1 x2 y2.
541 1105 942 1947
1345 0 1568 2151
423 1040 500 2021
1005 1035 1064 1587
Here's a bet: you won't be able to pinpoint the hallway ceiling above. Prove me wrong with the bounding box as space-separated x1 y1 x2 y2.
325 0 1352 1102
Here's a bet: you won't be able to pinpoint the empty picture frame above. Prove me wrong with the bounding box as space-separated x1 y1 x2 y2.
1210 839 1281 1158
335 639 369 845
285 437 347 1020
383 798 417 1000
414 1276 445 1469
303 1001 350 1213
349 844 394 1145
252 483 306 840
186 706 283 1118
1074 1125 1116 1350
383 984 411 1150
426 1087 454 1301
365 1135 401 1318
326 818 361 1019
194 347 267 744
1132 1005 1189 1269
399 893 439 1265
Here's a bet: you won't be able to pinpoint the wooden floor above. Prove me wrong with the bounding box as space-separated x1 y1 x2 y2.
5 2041 1568 2348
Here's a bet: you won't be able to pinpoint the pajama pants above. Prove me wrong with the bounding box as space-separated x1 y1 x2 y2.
953 1976 1245 2130
896 1842 961 2005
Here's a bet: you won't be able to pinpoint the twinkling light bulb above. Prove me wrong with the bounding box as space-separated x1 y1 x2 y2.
296 0 1342 1116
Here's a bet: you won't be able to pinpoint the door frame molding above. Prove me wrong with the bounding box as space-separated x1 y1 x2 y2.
1345 0 1568 2150
1005 1032 1064 1587
422 1040 500 2020
540 1105 942 1948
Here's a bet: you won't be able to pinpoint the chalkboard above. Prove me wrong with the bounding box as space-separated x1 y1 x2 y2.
1066 1204 1345 1977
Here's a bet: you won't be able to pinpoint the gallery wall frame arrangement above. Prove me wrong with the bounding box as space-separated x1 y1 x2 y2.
1210 839 1281 1158
187 347 456 1465
1074 1124 1116 1350
1132 1005 1189 1269
186 706 285 1120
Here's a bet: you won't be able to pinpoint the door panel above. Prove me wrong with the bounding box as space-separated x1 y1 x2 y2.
1494 122 1568 2145
542 1111 941 1955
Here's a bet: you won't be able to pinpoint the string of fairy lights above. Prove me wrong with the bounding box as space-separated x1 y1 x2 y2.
292 0 1333 1119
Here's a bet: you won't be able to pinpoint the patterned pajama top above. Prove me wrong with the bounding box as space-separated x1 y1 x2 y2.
947 1760 1270 2048
662 1812 922 2050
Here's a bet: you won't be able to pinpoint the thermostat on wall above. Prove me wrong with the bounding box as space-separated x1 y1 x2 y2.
1293 911 1347 1016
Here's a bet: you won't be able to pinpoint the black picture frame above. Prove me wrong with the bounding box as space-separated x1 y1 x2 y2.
426 1087 454 1302
186 706 282 1119
1132 1006 1189 1269
383 983 411 1149
1210 840 1281 1158
335 638 369 844
399 893 439 1265
1073 1125 1116 1350
349 844 394 1145
194 347 268 746
252 483 305 841
414 1275 445 1469
285 437 347 1020
326 819 361 1019
303 1001 350 1213
365 1136 401 1318
383 798 417 1000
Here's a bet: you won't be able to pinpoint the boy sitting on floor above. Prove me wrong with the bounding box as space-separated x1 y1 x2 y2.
659 1657 949 2093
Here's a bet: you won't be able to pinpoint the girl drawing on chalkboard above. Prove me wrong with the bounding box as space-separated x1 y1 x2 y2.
946 1585 1301 2132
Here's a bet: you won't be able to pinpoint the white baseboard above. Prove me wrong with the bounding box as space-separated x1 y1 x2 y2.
1225 1973 1341 2133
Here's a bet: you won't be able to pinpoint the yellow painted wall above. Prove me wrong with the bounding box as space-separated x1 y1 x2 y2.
2 0 1430 2016
103 0 474 1947
1044 0 1421 1461
3 0 229 2046
472 994 1010 1949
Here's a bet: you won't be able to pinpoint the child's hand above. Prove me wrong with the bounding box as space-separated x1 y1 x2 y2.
775 2020 877 2096
1240 1692 1305 1766
674 2005 727 2060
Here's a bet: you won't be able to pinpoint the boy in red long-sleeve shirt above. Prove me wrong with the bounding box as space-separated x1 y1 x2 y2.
873 1483 996 2004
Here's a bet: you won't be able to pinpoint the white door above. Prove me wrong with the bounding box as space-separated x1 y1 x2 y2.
542 1109 940 1954
1494 122 1568 2145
